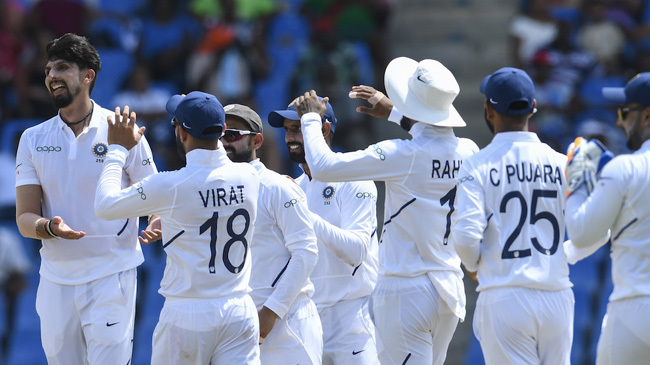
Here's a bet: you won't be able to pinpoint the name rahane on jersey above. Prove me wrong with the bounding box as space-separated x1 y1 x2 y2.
487 162 564 187
432 159 462 179
199 185 247 208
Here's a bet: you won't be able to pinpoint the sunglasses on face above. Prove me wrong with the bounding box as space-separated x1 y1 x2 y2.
221 129 257 142
617 106 645 120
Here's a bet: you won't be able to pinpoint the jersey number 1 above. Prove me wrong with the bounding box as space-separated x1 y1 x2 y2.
440 186 457 245
200 208 250 274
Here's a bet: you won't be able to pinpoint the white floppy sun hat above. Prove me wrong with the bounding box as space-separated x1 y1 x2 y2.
384 57 465 127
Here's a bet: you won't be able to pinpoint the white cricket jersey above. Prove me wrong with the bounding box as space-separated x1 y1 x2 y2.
566 139 650 302
452 132 572 292
295 173 378 310
301 114 477 278
248 159 318 319
95 146 259 299
15 102 157 285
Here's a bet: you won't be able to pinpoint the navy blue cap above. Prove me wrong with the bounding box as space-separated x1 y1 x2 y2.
268 96 338 132
602 73 650 107
480 67 535 116
166 91 225 139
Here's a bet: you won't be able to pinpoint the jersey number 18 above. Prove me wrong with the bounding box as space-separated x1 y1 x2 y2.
200 208 251 274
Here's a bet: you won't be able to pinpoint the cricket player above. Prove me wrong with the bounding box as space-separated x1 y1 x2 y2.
221 104 322 364
293 57 479 365
451 67 574 364
268 98 380 364
565 72 650 364
95 91 261 364
15 33 157 364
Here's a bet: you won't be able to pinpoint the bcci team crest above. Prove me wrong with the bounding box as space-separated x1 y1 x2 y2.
92 142 108 158
322 185 335 200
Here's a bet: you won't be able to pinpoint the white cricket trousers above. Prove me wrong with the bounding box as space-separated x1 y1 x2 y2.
596 295 650 365
372 274 458 365
474 286 574 365
151 294 260 365
320 296 379 365
260 296 323 365
35 268 137 365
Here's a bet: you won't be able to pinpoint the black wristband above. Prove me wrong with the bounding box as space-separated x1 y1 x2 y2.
45 219 59 238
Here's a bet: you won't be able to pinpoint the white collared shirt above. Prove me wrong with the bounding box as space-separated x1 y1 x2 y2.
566 139 650 301
15 102 157 285
248 159 318 319
95 146 259 299
452 132 572 292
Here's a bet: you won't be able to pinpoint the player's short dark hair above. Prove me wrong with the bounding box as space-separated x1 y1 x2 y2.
45 33 102 94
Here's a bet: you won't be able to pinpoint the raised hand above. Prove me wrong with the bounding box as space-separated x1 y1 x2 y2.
348 85 394 119
107 106 146 150
295 90 328 119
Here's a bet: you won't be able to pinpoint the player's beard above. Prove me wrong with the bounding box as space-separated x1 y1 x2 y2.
624 114 644 151
175 131 186 161
484 109 495 134
287 143 306 163
51 83 81 108
224 144 253 163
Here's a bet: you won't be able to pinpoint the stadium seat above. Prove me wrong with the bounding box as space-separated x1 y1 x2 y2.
1 119 40 155
91 48 135 107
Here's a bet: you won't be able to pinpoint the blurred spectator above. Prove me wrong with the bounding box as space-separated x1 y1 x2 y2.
575 117 628 155
137 0 202 90
578 0 625 72
24 0 90 38
0 0 26 121
0 225 30 362
110 63 173 169
510 0 558 68
13 27 57 120
186 0 271 105
531 21 599 116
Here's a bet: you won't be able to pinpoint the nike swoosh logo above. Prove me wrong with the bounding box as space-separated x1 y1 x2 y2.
182 122 192 129
352 350 365 355
106 322 119 327
416 75 426 83
489 98 499 104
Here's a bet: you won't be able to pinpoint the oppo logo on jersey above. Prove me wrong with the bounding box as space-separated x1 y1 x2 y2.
199 185 246 207
489 162 563 186
432 159 462 179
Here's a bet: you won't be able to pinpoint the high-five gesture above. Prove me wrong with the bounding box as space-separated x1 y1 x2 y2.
107 106 145 150
295 90 329 119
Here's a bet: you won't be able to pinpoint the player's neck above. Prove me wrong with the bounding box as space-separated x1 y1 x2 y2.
60 98 93 136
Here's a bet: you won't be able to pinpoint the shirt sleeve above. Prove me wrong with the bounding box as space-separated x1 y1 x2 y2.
123 133 158 184
563 229 611 265
15 130 40 187
310 181 376 267
566 160 625 248
263 183 318 319
450 161 485 272
301 112 409 183
95 145 172 220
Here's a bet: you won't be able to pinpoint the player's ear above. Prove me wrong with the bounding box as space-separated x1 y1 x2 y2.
84 69 95 84
253 132 264 149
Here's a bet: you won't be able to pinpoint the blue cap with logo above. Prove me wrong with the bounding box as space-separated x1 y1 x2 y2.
480 67 535 116
268 96 338 132
602 73 650 106
166 91 225 139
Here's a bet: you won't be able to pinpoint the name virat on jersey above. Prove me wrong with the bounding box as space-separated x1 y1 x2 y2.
199 185 247 207
487 162 564 187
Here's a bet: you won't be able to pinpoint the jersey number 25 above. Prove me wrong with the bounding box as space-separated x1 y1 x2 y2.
500 189 560 259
